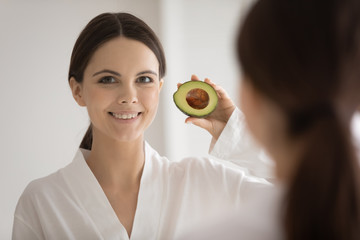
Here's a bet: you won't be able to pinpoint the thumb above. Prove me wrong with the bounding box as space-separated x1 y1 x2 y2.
185 117 212 133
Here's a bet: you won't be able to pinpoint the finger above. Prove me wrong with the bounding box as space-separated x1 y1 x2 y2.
204 78 213 84
177 83 182 89
204 78 230 99
191 74 201 81
204 78 220 90
215 85 231 99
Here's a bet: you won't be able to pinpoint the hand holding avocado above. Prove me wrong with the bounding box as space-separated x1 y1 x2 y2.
174 75 236 140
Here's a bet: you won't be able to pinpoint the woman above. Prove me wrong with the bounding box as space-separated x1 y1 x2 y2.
12 13 270 239
184 0 360 239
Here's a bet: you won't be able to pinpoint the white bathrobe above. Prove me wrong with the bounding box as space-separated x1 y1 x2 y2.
12 108 272 240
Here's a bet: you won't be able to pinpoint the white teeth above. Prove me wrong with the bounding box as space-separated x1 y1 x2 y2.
111 113 138 119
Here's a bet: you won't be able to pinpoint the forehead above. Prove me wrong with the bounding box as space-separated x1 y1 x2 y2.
85 37 159 74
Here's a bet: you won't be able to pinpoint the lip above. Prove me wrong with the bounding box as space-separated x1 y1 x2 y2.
110 111 140 115
108 111 142 122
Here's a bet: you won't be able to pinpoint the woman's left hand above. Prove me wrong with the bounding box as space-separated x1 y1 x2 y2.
179 75 236 140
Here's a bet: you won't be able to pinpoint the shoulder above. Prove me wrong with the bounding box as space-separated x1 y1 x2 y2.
13 169 70 239
19 149 85 200
13 170 65 231
16 170 64 208
15 151 79 212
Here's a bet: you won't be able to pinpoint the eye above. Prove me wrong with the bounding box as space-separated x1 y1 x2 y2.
99 76 117 84
136 76 153 83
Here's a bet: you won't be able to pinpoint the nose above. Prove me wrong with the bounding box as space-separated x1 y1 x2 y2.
117 83 138 104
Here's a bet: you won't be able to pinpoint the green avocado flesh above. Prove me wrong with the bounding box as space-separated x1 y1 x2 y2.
173 81 218 118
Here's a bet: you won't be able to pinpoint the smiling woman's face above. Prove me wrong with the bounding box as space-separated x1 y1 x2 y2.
70 36 163 143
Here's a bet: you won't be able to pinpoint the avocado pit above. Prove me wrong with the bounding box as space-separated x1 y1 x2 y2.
186 88 209 109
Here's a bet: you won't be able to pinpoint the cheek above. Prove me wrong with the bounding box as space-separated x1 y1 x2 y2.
239 83 262 144
239 82 251 121
243 107 265 147
141 88 160 110
140 89 160 128
83 87 113 114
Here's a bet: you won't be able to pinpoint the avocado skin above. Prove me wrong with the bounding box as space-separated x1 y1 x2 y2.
173 81 218 118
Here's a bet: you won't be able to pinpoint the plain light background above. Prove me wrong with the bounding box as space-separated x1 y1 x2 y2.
1 0 359 239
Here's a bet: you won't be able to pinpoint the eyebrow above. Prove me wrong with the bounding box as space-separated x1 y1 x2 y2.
136 70 158 77
92 69 121 77
92 69 158 77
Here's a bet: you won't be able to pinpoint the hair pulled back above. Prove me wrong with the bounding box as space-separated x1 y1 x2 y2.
68 13 166 150
237 0 360 239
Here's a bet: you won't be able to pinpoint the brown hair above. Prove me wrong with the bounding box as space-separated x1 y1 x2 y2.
68 13 166 150
237 0 360 239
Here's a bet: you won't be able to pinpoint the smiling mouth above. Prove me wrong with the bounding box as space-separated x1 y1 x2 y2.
109 112 141 120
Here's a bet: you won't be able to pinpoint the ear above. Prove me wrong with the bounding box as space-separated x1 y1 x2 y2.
159 79 164 92
69 77 86 106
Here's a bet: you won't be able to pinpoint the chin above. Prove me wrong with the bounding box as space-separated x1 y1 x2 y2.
112 132 143 143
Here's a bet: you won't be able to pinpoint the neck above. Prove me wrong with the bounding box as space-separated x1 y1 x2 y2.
86 130 145 190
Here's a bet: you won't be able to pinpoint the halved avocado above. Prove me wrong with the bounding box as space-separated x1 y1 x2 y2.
173 81 218 118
